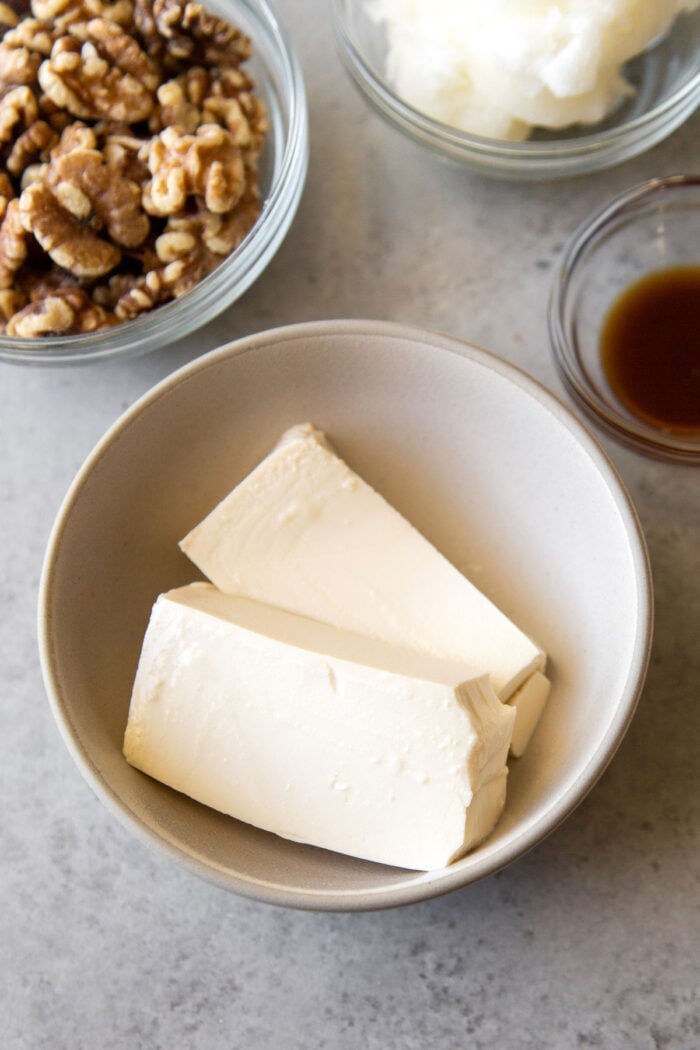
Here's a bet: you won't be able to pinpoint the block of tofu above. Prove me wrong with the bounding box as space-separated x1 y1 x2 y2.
180 423 547 702
124 583 516 870
507 671 552 758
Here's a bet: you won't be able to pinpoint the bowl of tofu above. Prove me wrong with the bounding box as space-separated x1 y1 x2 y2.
38 319 653 910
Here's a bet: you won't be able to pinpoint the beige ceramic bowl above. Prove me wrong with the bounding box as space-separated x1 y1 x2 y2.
39 320 652 910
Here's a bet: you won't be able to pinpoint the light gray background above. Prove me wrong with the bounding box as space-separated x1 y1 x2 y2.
2 2 698 1047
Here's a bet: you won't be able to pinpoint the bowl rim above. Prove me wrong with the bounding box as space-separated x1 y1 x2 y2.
331 0 700 179
38 319 654 910
548 173 700 464
0 0 309 366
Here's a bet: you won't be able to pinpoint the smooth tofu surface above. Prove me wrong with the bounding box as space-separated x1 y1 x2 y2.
180 424 546 700
124 583 515 870
507 670 552 758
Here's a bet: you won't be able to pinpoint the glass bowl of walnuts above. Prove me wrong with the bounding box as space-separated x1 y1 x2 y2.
0 0 308 364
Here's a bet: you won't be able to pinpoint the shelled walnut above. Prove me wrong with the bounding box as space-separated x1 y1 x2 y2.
0 0 265 337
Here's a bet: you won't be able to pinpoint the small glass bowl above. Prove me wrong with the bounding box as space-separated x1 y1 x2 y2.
0 0 308 366
331 0 700 181
548 175 700 464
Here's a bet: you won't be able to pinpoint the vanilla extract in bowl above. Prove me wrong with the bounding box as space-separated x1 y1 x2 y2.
600 265 700 435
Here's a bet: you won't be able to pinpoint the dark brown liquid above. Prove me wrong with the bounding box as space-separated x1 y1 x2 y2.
600 265 700 434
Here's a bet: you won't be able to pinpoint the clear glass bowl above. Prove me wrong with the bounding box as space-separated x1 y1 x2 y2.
548 175 700 463
331 0 700 181
0 0 308 366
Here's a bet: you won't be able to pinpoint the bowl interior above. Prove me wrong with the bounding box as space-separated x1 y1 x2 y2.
39 322 651 909
552 177 700 460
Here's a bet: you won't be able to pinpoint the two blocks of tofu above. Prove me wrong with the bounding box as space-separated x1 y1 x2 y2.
124 425 550 869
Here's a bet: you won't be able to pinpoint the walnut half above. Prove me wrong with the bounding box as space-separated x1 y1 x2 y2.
143 123 246 215
39 18 160 122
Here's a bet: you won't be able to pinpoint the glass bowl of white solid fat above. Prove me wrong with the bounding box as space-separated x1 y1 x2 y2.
332 0 700 180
